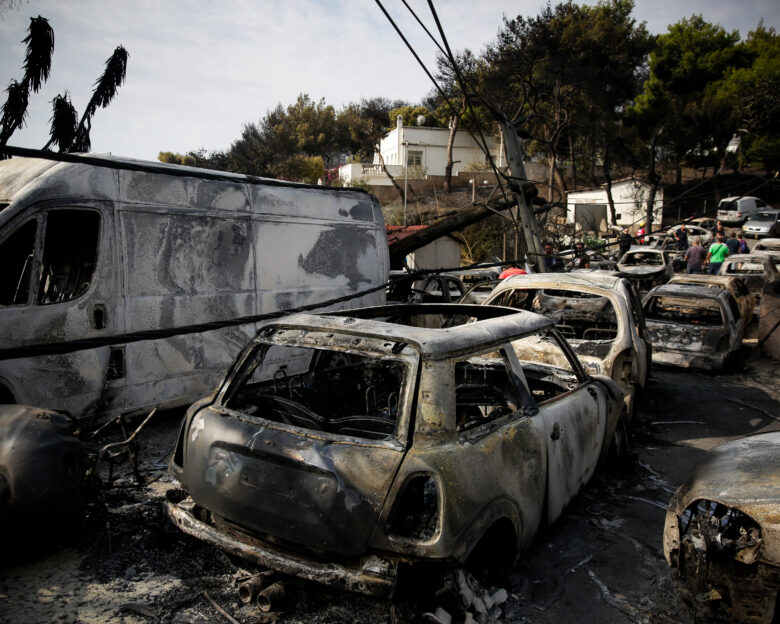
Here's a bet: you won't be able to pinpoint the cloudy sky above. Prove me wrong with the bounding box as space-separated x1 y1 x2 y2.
1 0 777 161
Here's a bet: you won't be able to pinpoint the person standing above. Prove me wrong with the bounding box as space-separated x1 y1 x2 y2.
684 237 706 274
737 232 749 253
726 232 740 256
636 222 647 244
705 235 729 275
712 220 726 240
543 242 561 271
675 225 689 251
618 229 633 258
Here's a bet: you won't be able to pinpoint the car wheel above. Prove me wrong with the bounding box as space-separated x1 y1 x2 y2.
610 411 630 462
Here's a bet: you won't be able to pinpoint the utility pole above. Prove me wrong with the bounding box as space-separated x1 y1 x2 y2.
500 120 546 272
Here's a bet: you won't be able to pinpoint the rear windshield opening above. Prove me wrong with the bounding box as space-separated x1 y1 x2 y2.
622 253 663 266
223 344 407 441
490 288 618 342
645 296 724 326
725 262 764 275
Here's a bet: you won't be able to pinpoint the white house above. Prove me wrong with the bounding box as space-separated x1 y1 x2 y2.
339 116 502 186
566 178 664 234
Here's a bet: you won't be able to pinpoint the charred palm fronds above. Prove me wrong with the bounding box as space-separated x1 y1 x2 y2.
0 16 54 151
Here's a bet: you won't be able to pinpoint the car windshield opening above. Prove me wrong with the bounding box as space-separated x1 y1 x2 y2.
623 253 662 266
645 296 724 326
223 342 408 441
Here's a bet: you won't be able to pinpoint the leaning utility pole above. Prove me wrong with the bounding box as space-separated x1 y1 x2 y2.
500 121 546 272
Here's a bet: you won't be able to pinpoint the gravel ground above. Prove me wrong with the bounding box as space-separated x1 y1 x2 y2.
1 343 778 624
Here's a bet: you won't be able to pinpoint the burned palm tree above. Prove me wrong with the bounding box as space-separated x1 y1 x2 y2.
0 16 54 152
67 46 129 153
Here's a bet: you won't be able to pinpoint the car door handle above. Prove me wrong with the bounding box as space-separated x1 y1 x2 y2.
550 423 561 440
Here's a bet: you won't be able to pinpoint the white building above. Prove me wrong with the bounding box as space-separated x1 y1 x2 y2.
566 178 664 234
339 116 502 186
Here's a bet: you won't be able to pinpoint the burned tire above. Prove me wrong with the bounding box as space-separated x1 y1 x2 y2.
609 412 630 463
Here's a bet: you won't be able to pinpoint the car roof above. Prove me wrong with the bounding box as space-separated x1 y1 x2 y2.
260 304 555 359
625 246 663 253
496 271 625 292
722 254 769 263
645 284 726 301
747 209 780 216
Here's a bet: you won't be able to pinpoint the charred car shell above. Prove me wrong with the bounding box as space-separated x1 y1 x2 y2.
0 405 87 538
642 284 744 370
483 272 650 422
663 432 780 623
165 304 624 597
618 246 674 293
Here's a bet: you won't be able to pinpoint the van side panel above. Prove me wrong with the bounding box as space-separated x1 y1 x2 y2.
0 158 388 419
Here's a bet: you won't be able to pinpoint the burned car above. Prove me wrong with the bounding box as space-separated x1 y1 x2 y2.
483 273 650 422
617 246 674 293
642 284 744 370
165 304 624 597
0 405 87 541
719 254 779 299
668 274 756 325
663 431 780 623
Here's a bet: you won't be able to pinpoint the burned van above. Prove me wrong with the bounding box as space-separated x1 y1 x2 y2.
0 153 388 419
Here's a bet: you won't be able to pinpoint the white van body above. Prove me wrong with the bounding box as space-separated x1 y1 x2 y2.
716 196 770 224
0 155 389 419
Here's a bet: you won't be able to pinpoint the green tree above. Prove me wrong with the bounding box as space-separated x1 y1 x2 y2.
719 24 780 173
628 15 750 223
483 1 650 203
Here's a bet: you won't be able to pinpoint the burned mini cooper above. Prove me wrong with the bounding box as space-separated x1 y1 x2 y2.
165 304 624 596
617 246 674 293
664 432 780 623
642 284 744 370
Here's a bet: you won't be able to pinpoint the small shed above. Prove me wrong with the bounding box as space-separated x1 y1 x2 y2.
566 178 664 234
386 225 461 270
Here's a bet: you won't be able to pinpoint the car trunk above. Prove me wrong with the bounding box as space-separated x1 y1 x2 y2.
181 406 408 557
645 319 728 354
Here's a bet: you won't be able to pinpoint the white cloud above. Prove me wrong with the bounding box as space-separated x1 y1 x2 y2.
1 0 777 160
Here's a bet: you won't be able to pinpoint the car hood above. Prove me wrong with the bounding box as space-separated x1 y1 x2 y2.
678 432 780 506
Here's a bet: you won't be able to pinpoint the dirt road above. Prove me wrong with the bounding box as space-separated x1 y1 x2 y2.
1 350 778 624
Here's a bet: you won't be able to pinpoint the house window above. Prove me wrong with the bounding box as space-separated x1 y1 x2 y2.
407 150 423 166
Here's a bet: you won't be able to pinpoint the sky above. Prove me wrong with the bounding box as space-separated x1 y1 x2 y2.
1 0 778 161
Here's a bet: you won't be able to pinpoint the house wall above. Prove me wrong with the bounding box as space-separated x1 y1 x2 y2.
566 180 664 234
377 120 502 177
406 237 461 270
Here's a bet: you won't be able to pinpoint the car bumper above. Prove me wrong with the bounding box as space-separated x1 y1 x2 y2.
650 348 728 370
164 495 397 597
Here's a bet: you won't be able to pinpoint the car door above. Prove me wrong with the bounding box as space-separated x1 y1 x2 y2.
0 203 123 416
508 330 608 523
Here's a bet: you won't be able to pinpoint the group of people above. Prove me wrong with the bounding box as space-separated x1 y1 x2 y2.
684 230 748 275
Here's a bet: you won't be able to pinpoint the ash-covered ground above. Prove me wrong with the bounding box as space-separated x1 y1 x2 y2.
1 347 778 624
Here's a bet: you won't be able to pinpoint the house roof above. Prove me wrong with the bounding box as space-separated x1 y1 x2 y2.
386 225 428 245
566 177 661 197
386 224 461 246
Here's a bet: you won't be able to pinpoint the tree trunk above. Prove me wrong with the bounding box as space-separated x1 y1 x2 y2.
444 113 460 194
377 150 406 202
604 152 617 225
388 198 516 266
645 127 663 232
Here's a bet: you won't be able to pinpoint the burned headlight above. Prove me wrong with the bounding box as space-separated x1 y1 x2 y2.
388 475 440 541
679 499 762 564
